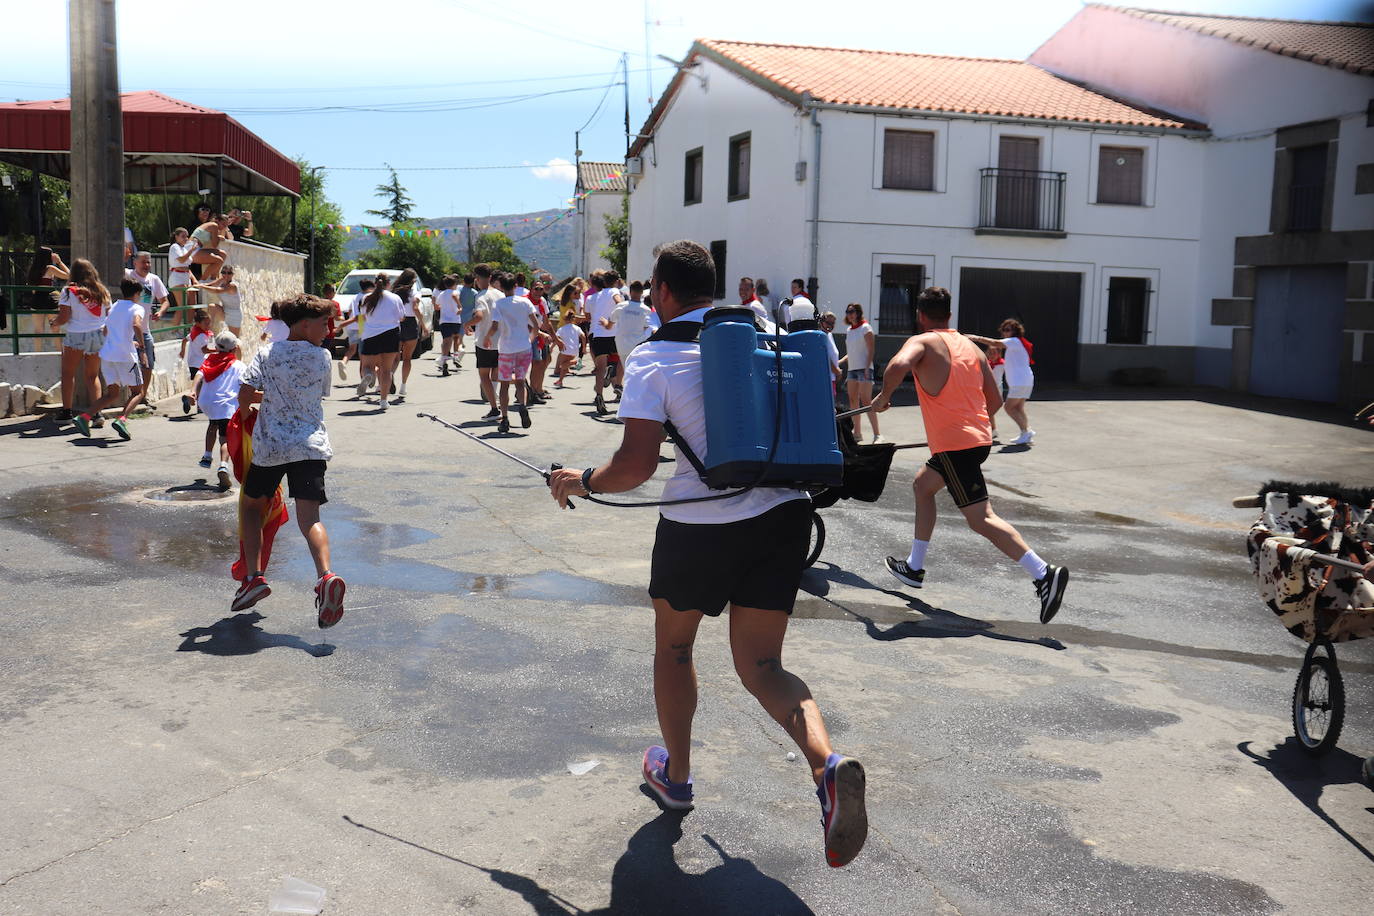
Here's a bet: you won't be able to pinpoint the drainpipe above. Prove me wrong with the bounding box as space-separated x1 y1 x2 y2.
806 94 822 298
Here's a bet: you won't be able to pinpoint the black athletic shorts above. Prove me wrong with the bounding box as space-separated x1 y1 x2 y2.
361 328 400 355
399 316 419 342
926 445 992 508
439 322 462 338
475 346 498 369
243 459 328 504
590 336 617 358
649 498 811 616
208 417 229 435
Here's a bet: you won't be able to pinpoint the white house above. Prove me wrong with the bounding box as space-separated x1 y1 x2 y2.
573 161 627 278
626 7 1374 405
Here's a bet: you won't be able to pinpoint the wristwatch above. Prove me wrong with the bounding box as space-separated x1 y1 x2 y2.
581 467 596 494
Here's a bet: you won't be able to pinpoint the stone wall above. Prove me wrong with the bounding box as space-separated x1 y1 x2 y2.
216 240 307 367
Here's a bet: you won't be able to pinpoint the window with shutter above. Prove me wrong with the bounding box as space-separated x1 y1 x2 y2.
882 130 934 190
728 133 751 200
1097 146 1145 205
684 148 703 206
1105 276 1149 344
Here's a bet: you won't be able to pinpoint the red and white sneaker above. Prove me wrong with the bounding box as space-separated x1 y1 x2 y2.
231 575 271 613
818 753 868 867
315 572 346 628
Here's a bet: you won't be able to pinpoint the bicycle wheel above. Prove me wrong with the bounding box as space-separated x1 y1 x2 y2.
1292 640 1344 756
804 512 825 568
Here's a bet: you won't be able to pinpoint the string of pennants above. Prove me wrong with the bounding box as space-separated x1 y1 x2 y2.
313 168 626 236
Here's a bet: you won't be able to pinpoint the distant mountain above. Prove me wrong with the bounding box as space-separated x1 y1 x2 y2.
341 208 576 280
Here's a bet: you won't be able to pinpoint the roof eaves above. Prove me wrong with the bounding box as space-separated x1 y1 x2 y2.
808 99 1206 134
693 41 808 110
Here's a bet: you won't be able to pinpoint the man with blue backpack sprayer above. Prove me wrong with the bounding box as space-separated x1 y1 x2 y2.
548 240 868 869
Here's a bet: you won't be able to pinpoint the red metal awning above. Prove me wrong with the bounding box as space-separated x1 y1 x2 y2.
0 90 300 197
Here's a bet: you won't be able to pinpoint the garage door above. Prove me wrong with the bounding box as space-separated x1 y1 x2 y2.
958 267 1082 383
1249 265 1344 403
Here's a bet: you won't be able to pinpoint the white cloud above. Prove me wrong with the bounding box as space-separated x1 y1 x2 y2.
530 157 577 182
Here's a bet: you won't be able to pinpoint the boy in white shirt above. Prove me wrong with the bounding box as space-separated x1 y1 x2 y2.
605 280 658 362
232 294 346 628
433 274 464 376
553 311 584 388
74 277 147 440
193 330 244 488
482 272 540 434
179 308 213 414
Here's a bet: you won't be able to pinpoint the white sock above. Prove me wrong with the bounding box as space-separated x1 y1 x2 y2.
906 538 930 570
1019 550 1049 580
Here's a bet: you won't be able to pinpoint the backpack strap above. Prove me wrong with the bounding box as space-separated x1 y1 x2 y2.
641 320 709 479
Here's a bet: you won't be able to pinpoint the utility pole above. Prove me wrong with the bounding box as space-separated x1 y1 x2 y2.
308 164 325 292
465 218 473 264
574 131 584 277
69 0 124 285
622 54 631 158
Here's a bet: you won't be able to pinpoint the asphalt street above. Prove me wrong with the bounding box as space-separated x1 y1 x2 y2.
1 350 1371 915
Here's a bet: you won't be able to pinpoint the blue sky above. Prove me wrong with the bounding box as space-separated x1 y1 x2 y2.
8 0 1363 224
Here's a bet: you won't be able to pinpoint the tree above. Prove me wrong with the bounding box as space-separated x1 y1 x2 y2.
468 232 529 275
356 226 454 290
365 164 413 224
599 194 628 277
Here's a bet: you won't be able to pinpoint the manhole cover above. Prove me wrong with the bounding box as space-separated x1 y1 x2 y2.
144 482 235 502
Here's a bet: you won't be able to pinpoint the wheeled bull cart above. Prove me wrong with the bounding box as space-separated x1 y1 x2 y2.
1239 484 1374 755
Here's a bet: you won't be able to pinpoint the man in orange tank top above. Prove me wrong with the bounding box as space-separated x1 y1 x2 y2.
870 287 1068 624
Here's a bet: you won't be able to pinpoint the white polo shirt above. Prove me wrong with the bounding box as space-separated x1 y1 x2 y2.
617 307 809 525
589 287 622 338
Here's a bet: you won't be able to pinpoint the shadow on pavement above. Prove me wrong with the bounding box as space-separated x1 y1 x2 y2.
177 612 334 657
1 417 76 440
1237 739 1374 864
343 810 813 915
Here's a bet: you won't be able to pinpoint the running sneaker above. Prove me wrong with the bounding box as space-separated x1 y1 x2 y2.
497 417 511 434
885 556 925 589
216 463 232 490
613 385 623 402
315 572 347 628
198 454 212 469
355 372 371 399
1034 564 1069 624
483 407 501 420
379 399 389 411
818 753 868 868
594 394 609 416
89 416 105 428
111 418 131 440
642 745 694 810
336 359 347 381
231 575 271 613
455 350 464 366
72 413 91 437
1010 429 1036 446
181 394 193 415
439 363 450 377
517 404 532 428
398 382 407 398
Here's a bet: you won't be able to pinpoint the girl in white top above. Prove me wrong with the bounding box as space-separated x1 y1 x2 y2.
553 312 584 388
337 274 407 409
839 303 880 442
193 265 242 334
49 258 110 421
167 228 196 314
964 318 1036 445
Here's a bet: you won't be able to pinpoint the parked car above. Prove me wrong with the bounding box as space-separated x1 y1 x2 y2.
333 269 434 357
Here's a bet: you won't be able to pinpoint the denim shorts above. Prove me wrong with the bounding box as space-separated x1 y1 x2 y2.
64 329 104 354
847 367 874 382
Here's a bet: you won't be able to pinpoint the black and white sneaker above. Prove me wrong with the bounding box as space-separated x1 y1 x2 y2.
497 417 511 434
482 407 501 420
516 404 531 428
1034 564 1069 624
594 394 609 416
885 556 925 589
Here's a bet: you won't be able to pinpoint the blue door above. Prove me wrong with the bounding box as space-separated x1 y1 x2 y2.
1249 265 1345 403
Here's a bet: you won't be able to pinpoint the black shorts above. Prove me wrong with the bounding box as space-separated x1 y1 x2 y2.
399 316 419 342
243 459 328 504
439 322 463 338
188 366 200 379
590 336 617 358
475 346 498 369
926 445 992 508
649 498 811 616
208 417 229 435
361 328 400 355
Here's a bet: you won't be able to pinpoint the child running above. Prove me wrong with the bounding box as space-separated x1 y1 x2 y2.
434 274 463 376
73 277 148 440
231 294 346 628
180 308 213 414
337 278 371 382
553 312 584 388
193 330 243 489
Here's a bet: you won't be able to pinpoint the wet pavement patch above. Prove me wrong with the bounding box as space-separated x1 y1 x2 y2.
143 480 235 502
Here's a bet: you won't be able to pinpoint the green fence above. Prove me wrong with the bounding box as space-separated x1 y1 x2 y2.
3 284 196 356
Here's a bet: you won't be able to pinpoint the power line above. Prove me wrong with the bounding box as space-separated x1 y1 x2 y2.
222 84 611 116
577 62 623 133
442 0 633 55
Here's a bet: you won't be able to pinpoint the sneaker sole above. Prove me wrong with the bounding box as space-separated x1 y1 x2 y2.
113 424 131 441
217 469 232 490
642 749 694 811
1040 567 1069 624
231 582 271 613
885 559 924 589
317 576 346 628
826 758 868 868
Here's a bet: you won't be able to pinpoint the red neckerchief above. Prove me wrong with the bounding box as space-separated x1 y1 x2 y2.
529 294 547 318
200 351 235 382
1019 336 1035 365
66 284 102 318
190 325 211 342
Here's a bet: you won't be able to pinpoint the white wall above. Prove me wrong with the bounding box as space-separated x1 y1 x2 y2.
627 56 811 297
577 191 620 277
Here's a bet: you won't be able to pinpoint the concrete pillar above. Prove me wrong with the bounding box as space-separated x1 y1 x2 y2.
68 0 124 285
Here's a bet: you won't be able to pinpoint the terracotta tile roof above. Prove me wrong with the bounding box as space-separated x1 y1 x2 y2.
578 161 626 192
1106 6 1374 75
696 39 1197 130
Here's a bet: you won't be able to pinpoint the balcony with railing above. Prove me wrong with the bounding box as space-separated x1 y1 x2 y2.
976 168 1067 238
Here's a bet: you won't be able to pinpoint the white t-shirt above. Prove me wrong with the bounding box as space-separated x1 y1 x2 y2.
589 287 622 338
556 323 584 354
609 301 655 358
198 359 244 420
824 331 840 375
60 286 106 333
742 297 769 326
99 300 144 363
359 291 407 339
514 286 529 298
435 289 461 324
617 307 810 525
999 336 1034 388
168 242 194 282
490 295 538 354
471 287 502 346
241 339 333 466
124 269 169 311
185 326 212 369
264 318 290 343
845 323 873 371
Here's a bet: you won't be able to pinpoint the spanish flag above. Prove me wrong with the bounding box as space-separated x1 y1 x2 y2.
226 408 289 581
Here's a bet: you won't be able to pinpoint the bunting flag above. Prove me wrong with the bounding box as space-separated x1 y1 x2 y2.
227 409 290 583
313 203 582 236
